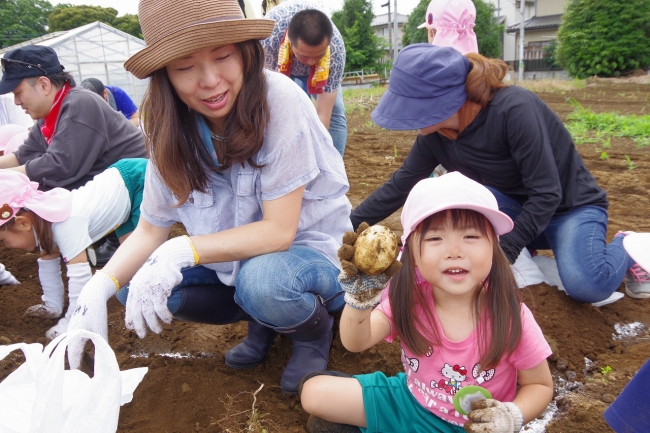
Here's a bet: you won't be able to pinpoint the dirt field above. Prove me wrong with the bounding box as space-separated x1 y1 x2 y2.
1 80 649 432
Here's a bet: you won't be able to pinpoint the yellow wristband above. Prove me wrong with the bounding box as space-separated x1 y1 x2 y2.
97 269 120 293
185 235 200 265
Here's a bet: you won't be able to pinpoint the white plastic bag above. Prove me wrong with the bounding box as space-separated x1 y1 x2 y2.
0 329 148 433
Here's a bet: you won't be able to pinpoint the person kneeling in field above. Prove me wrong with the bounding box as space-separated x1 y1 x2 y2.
350 44 650 303
0 158 146 339
300 173 554 433
65 0 351 396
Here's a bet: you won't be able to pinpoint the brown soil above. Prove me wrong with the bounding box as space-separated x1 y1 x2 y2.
1 81 649 432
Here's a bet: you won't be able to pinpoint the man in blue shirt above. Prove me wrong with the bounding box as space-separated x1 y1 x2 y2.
80 78 140 128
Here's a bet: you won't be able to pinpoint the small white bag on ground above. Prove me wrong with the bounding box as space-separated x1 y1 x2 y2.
0 329 148 433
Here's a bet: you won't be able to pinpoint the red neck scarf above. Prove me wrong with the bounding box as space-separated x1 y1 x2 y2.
40 82 71 145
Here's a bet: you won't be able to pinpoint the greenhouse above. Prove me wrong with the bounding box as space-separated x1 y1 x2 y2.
0 21 149 105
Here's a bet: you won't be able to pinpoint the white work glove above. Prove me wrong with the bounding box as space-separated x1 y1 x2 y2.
464 399 523 433
25 258 64 318
0 263 19 286
125 236 198 339
66 271 118 369
46 262 92 340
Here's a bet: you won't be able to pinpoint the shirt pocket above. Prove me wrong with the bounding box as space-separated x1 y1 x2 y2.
183 187 214 208
237 167 257 196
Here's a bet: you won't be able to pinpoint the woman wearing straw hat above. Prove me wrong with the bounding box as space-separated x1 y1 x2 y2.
67 0 351 395
351 43 649 305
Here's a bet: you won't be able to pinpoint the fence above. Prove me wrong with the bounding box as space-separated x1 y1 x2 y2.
505 59 563 72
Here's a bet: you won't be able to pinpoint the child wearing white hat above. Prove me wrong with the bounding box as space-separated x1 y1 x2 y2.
0 158 146 338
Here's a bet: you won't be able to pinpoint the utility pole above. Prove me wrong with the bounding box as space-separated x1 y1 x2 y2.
393 0 398 62
381 2 392 61
519 0 525 81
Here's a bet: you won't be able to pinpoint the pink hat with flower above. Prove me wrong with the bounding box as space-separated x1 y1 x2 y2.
417 0 478 55
0 170 72 226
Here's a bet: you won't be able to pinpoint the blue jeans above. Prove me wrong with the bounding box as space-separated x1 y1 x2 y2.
292 75 347 156
116 245 344 328
488 188 634 303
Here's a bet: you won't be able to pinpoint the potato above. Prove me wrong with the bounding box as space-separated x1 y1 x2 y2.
352 225 399 275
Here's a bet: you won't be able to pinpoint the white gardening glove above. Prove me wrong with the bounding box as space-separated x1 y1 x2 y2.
0 263 19 286
25 258 64 318
464 399 523 433
66 271 117 369
125 236 198 339
46 262 92 340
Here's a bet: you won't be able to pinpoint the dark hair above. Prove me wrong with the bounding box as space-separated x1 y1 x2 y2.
27 71 76 89
389 209 522 370
140 40 270 205
288 9 333 46
464 53 509 108
3 210 55 256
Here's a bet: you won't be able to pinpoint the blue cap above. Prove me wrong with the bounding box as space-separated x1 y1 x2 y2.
0 45 64 94
371 44 470 131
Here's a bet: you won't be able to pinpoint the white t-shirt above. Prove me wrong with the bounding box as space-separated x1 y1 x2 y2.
53 167 130 262
0 94 33 128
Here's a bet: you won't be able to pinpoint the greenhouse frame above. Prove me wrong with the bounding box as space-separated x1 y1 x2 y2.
0 21 149 105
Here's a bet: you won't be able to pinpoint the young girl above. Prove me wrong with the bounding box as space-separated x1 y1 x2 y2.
0 158 146 339
300 172 554 433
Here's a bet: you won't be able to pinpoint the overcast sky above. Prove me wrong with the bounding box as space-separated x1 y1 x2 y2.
49 0 422 18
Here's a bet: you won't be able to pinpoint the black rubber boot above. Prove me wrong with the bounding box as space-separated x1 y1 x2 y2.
225 321 278 369
277 299 334 395
172 285 250 325
95 233 120 266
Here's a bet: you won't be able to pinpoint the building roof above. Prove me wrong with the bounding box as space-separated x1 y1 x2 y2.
507 13 563 33
372 13 409 27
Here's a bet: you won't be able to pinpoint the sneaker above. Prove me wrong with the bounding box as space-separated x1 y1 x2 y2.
625 264 650 299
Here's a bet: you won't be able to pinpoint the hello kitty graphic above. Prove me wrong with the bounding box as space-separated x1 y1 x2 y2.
432 363 467 395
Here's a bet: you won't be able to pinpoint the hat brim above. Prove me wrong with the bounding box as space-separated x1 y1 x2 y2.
371 86 467 131
400 202 513 245
0 77 23 95
125 18 276 79
623 233 650 272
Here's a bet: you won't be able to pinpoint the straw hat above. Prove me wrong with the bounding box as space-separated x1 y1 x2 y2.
125 0 276 79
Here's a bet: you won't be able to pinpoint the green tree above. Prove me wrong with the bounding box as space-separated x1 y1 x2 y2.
402 0 503 59
0 0 54 48
112 14 142 39
401 0 428 46
473 0 502 58
557 0 650 78
48 5 118 32
331 0 382 71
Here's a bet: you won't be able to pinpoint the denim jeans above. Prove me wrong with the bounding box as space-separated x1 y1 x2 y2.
291 76 347 156
488 188 634 303
116 245 344 328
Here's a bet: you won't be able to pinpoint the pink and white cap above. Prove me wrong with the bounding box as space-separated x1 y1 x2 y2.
0 170 72 226
400 172 513 245
623 233 650 272
417 0 478 55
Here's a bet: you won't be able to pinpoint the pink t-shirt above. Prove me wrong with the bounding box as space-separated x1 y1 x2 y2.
376 284 551 427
